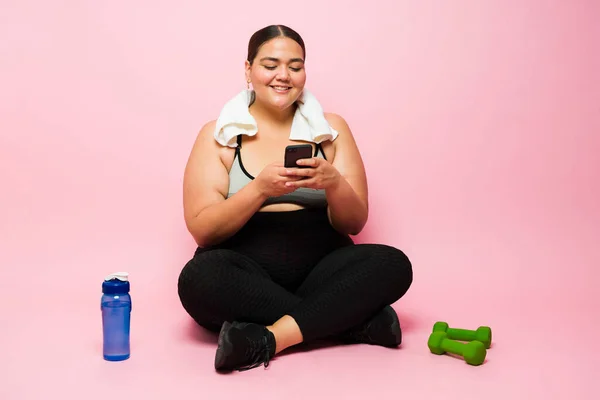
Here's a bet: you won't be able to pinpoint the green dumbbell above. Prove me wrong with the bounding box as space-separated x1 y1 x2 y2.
433 321 492 349
428 331 487 366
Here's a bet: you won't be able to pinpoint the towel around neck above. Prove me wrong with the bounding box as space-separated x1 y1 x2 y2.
213 89 339 147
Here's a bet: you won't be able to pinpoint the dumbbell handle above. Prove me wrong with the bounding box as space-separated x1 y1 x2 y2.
441 337 469 355
445 327 479 341
433 324 491 348
441 338 486 366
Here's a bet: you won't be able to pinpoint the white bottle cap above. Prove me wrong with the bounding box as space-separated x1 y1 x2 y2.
104 272 129 281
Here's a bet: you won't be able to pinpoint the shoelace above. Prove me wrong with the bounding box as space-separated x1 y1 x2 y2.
238 334 273 371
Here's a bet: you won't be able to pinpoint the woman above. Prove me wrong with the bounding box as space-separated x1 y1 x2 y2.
178 24 413 372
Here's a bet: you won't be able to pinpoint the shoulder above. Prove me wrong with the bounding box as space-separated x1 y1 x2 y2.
197 120 217 140
191 119 223 150
320 112 360 163
189 119 232 159
324 112 351 133
323 112 357 148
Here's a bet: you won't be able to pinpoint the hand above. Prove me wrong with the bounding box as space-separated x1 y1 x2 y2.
281 157 342 190
254 162 304 198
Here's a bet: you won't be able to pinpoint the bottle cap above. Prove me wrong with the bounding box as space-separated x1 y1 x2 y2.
105 272 129 281
102 272 130 294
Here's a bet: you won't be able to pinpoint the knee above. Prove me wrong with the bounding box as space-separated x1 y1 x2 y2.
367 244 413 298
177 249 225 305
177 249 230 330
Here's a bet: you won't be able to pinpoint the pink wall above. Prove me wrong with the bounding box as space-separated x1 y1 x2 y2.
1 0 598 320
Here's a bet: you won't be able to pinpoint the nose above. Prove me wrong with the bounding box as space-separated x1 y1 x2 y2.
276 66 290 81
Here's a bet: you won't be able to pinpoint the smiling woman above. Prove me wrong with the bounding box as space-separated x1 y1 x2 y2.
245 26 307 110
177 24 414 372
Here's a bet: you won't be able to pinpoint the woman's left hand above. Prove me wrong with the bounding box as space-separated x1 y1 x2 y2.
283 157 342 190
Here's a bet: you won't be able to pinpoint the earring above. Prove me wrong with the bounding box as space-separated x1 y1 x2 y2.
247 79 251 89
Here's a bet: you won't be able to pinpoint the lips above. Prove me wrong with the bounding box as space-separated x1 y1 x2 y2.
270 85 292 93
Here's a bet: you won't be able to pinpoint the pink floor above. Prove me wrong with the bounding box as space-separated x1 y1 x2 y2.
2 208 597 399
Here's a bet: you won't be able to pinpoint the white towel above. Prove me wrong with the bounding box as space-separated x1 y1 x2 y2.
214 89 339 147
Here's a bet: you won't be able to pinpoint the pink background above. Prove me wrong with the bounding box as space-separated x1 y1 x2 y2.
1 0 598 398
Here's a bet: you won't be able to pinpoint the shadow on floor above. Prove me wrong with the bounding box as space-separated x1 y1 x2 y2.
184 319 219 344
182 307 419 346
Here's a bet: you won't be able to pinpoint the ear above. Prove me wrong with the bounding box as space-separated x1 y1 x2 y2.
244 60 251 83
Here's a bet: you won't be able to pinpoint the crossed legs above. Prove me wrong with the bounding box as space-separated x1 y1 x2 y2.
177 244 413 368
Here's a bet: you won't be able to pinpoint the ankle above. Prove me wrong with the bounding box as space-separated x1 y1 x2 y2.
267 315 304 354
266 326 283 354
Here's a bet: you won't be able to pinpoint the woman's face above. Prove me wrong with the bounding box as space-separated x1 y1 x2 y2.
246 37 306 111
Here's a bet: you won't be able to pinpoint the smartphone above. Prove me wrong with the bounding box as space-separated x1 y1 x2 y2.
284 144 313 168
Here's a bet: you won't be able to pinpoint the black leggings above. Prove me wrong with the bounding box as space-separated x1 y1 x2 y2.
177 208 413 342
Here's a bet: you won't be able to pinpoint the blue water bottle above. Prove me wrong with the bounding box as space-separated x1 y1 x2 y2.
101 272 132 361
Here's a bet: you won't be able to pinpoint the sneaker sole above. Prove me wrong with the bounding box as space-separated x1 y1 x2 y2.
387 306 402 347
214 321 233 370
373 306 402 347
343 306 402 347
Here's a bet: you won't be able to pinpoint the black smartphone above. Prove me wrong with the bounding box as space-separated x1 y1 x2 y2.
284 144 313 168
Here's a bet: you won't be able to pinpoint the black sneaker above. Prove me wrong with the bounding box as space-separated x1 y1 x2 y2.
214 321 276 371
341 305 402 347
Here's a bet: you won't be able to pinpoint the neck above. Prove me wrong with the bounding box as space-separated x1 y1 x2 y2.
249 98 296 125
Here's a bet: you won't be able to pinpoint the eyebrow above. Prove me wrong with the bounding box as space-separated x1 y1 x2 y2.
259 57 304 63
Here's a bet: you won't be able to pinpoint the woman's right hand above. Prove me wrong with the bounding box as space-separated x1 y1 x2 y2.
254 162 304 198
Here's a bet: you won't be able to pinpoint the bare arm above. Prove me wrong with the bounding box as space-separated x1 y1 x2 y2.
183 121 268 247
283 114 369 235
325 113 369 235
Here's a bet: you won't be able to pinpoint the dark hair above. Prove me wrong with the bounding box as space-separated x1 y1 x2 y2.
247 25 306 65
